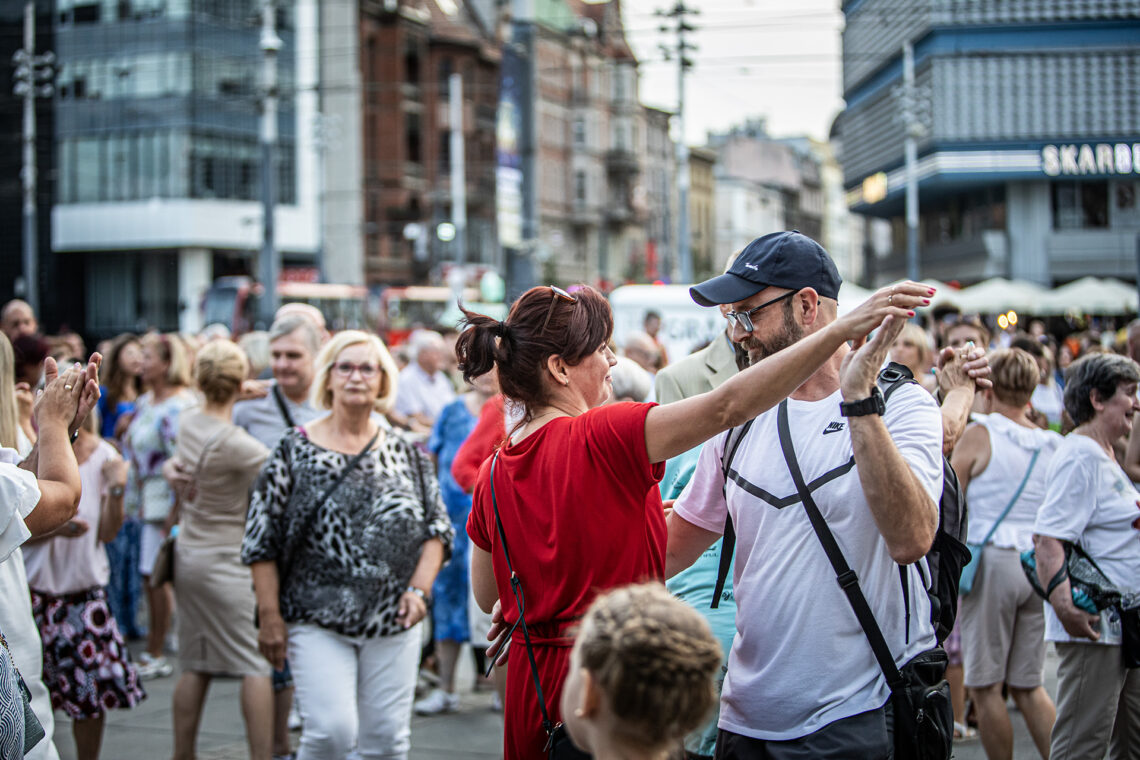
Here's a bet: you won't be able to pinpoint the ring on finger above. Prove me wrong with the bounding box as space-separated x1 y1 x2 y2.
887 294 894 305
64 385 73 390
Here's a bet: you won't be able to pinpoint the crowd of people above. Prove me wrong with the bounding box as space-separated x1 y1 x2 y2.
0 227 1137 760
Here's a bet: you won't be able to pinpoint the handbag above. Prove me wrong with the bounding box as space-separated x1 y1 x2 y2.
150 425 234 589
777 401 952 760
488 453 591 760
0 627 46 754
958 448 1040 595
1020 541 1123 613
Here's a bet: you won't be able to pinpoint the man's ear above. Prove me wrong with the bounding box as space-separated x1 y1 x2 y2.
796 288 821 326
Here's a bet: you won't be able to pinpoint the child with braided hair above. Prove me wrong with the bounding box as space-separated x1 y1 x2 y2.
560 583 723 760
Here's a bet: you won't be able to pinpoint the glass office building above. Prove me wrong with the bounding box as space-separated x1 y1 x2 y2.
838 0 1140 286
52 0 319 335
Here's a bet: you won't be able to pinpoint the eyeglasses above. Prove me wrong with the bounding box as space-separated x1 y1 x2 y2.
330 362 381 379
725 289 800 334
541 285 577 333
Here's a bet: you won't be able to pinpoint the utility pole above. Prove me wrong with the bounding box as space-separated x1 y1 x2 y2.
657 2 697 284
258 0 282 326
901 40 920 283
449 71 467 267
12 2 53 315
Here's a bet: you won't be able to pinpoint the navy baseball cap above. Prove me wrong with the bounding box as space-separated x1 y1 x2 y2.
690 230 842 307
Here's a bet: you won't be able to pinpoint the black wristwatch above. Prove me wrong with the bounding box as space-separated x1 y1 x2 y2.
839 386 886 417
70 428 80 444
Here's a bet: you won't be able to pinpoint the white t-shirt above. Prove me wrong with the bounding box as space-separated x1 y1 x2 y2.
673 384 943 741
0 450 40 563
965 414 1062 551
394 363 456 422
1034 433 1140 646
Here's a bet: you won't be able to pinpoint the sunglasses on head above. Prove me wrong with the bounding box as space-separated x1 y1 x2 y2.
541 286 577 333
725 289 800 334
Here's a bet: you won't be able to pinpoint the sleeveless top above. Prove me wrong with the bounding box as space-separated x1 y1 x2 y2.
965 413 1061 551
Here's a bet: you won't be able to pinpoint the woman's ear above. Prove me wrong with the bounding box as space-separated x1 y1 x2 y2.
545 354 569 387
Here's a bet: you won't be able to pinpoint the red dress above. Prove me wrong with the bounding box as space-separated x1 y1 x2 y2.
467 402 667 760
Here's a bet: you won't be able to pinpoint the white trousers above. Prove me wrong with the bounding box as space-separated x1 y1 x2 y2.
289 622 422 760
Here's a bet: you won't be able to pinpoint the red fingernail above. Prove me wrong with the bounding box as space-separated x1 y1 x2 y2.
908 311 915 317
923 298 930 305
927 288 935 295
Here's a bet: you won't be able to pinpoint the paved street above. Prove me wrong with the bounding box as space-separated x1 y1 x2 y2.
47 642 1060 759
52 643 503 760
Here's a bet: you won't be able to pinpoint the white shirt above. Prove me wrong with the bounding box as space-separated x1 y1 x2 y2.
674 384 943 741
0 449 40 563
965 414 1062 551
394 363 456 422
1034 433 1140 645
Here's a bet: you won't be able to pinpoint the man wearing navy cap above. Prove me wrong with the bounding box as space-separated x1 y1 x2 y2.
665 231 944 758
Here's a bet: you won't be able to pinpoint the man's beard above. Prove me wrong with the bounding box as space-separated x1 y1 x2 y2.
742 304 804 364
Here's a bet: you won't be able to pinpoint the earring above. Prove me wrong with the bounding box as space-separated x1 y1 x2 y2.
574 707 585 718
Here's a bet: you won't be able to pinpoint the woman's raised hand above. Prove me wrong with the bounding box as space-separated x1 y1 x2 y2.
837 281 933 342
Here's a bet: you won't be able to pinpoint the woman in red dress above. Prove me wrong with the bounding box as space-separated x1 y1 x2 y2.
459 283 928 759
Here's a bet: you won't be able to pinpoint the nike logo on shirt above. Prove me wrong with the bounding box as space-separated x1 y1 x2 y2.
822 421 845 435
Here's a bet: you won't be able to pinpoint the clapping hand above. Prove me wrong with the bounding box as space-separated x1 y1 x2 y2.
838 282 932 343
937 342 991 394
839 314 909 402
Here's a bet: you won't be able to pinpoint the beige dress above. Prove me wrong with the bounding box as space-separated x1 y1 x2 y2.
174 411 270 676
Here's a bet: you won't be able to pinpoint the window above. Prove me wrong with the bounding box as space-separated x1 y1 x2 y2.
406 114 422 164
575 170 586 204
573 117 585 147
1053 181 1108 230
73 3 100 23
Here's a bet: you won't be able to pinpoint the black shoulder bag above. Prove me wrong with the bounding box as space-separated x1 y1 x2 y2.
488 453 591 760
776 400 953 760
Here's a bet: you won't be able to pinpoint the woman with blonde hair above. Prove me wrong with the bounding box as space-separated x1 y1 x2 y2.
169 340 273 760
560 583 722 759
122 332 196 679
242 330 453 760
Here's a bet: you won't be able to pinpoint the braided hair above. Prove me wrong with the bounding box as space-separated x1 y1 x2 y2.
576 583 723 751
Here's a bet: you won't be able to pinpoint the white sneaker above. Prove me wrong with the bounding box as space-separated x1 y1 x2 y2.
136 653 173 680
490 693 503 713
287 705 302 731
414 688 459 715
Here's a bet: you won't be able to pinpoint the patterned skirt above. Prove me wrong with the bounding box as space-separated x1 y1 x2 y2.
30 587 146 720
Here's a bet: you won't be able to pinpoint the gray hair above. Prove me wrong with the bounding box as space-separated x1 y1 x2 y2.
610 357 652 403
407 328 446 361
1063 352 1140 425
269 314 321 356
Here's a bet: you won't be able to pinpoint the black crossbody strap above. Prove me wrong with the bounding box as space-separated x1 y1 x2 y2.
314 429 380 509
711 420 752 609
272 385 297 429
488 452 558 736
777 400 905 693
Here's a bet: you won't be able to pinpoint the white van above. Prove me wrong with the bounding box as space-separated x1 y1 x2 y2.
608 284 726 364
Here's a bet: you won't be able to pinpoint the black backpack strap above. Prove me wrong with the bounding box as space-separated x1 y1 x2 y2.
777 400 906 693
712 420 752 609
488 452 559 739
272 384 297 429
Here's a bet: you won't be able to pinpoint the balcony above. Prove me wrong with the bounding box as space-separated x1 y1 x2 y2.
605 148 639 175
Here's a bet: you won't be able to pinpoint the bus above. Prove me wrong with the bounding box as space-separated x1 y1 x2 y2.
202 277 371 335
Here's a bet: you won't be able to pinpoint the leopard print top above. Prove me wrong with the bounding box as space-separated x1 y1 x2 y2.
241 424 453 637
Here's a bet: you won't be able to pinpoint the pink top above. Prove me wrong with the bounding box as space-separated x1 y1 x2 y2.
23 440 117 595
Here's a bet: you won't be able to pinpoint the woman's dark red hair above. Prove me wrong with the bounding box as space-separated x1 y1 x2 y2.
455 286 613 414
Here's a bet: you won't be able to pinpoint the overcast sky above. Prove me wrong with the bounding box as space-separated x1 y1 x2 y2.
620 0 845 145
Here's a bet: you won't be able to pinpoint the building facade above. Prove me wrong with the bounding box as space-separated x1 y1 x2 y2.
640 105 673 281
688 145 717 280
356 0 500 287
710 121 824 270
50 0 322 336
839 0 1140 286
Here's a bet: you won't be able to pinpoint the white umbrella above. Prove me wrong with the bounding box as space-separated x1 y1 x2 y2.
1037 277 1139 315
952 278 1050 315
